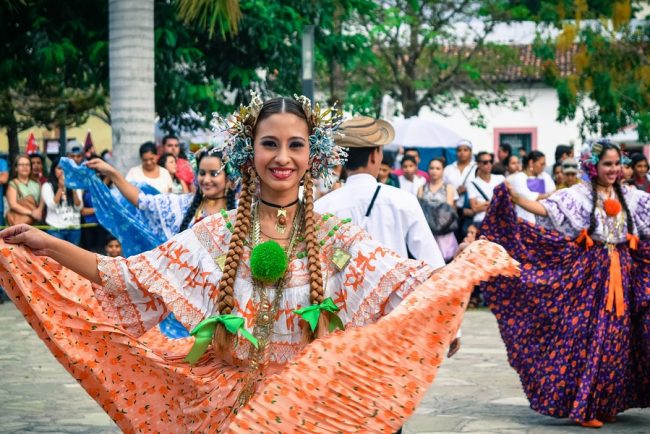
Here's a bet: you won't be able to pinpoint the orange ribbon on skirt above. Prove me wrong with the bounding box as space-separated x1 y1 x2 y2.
576 228 594 249
605 235 638 317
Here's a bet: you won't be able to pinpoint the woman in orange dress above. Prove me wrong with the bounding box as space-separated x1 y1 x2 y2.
0 95 517 433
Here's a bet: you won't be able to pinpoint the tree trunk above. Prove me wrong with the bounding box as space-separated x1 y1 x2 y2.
58 125 67 160
7 123 19 165
109 0 155 174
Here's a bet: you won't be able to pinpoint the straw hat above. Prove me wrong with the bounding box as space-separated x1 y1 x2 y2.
335 116 395 148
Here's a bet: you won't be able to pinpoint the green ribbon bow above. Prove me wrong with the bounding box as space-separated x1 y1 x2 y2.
294 297 345 333
184 314 258 364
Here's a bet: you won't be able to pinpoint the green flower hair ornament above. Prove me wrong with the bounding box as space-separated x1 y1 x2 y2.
210 91 347 188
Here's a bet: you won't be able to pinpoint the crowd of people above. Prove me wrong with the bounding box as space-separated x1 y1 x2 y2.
0 97 647 432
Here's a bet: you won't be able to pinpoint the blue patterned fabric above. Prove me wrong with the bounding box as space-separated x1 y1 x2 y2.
61 158 190 338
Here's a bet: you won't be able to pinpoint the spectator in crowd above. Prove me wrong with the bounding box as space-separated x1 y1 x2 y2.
66 140 85 166
104 236 123 258
467 152 504 227
444 139 477 239
28 153 48 184
158 153 189 194
554 144 574 164
622 158 635 186
378 156 400 188
100 149 115 167
0 156 8 226
557 158 580 189
630 153 650 192
507 150 554 223
392 147 429 181
519 148 528 159
161 134 195 192
398 155 426 195
492 143 512 175
84 142 96 159
6 155 43 225
42 158 83 245
552 162 565 187
504 154 521 176
417 157 458 262
126 141 174 193
314 116 445 270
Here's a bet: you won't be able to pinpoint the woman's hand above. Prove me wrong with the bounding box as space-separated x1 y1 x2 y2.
504 180 519 204
85 158 117 178
0 224 54 255
31 208 43 221
447 337 461 358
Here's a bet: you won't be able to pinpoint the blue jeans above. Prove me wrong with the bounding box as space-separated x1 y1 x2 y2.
47 228 81 245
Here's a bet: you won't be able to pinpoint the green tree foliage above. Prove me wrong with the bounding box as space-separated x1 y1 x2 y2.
0 0 107 157
532 0 650 140
322 0 528 121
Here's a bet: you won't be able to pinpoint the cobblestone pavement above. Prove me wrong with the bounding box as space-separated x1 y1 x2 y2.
1 303 648 433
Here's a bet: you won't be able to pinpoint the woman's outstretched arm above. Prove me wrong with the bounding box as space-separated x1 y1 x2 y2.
0 225 101 284
506 181 548 216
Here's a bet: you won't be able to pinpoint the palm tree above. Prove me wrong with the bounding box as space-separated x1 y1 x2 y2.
109 0 240 173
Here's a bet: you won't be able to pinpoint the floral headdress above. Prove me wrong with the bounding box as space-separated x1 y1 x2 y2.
579 139 629 179
210 91 346 187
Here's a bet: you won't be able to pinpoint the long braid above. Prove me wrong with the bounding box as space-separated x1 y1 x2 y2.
212 169 255 353
301 171 329 341
179 191 203 232
613 181 635 235
588 178 598 235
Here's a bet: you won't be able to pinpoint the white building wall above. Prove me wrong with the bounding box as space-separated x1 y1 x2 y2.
386 85 584 165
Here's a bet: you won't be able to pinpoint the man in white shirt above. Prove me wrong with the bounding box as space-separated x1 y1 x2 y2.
126 141 174 193
443 139 476 209
467 152 504 226
315 116 445 271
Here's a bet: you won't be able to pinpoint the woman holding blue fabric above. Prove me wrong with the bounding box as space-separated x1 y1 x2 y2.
0 95 516 432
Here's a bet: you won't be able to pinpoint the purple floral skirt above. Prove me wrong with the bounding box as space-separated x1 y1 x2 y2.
480 185 650 422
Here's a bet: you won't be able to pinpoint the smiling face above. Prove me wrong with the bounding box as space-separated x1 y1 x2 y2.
596 148 621 187
253 112 310 201
197 156 227 199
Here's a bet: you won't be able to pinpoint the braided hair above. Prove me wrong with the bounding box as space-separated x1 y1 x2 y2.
178 150 231 232
212 97 329 352
586 141 635 236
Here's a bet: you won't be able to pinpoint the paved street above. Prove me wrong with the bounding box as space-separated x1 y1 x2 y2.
0 303 648 433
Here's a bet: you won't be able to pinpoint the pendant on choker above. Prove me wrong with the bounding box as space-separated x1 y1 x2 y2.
276 208 288 234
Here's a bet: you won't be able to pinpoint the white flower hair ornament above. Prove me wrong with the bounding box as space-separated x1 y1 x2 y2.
210 91 346 187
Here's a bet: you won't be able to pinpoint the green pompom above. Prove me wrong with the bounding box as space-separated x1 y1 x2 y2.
250 241 288 283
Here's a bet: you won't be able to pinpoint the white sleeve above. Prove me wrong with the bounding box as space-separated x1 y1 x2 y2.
543 172 556 193
507 173 539 201
73 190 83 211
41 183 56 209
125 167 136 182
467 181 478 200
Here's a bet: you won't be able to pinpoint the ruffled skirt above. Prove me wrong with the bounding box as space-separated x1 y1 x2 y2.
0 240 516 433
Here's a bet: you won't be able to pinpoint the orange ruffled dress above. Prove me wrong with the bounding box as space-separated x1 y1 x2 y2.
0 211 517 433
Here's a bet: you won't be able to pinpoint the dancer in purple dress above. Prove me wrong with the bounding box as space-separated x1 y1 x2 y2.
481 140 650 428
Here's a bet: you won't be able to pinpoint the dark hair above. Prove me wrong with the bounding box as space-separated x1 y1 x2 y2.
499 143 512 157
404 147 420 157
28 153 47 176
139 141 157 158
100 149 111 159
345 147 378 171
253 98 312 136
586 141 634 237
630 152 648 169
504 154 519 167
105 236 120 246
427 157 445 168
381 155 395 167
523 150 545 168
162 134 179 146
401 155 417 167
47 158 74 205
554 144 572 162
178 151 234 232
475 151 492 162
158 153 181 183
552 162 562 173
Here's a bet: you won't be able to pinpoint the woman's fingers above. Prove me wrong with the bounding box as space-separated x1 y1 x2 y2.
0 224 31 240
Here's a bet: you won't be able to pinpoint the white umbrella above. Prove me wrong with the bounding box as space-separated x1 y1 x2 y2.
390 116 462 148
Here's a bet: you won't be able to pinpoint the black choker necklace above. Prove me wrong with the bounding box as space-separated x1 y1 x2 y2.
259 198 299 234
